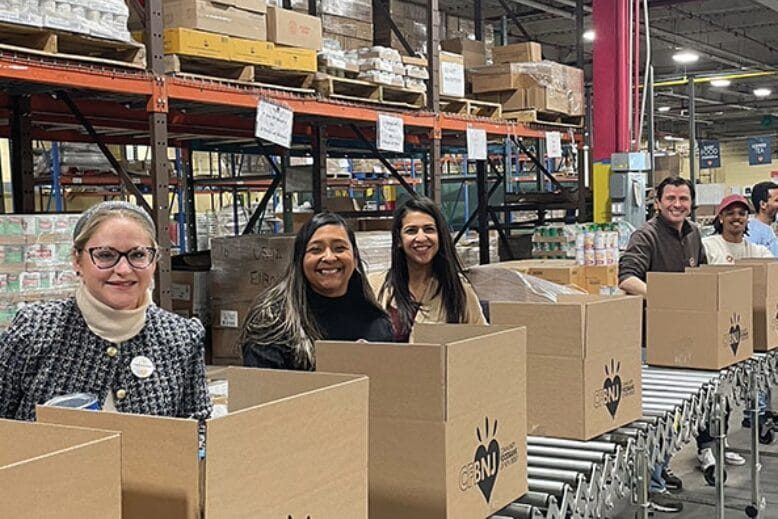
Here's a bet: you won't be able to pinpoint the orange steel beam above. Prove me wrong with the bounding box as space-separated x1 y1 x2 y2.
0 55 153 96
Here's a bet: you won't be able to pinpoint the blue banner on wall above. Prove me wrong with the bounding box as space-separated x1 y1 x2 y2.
699 140 721 169
748 136 773 165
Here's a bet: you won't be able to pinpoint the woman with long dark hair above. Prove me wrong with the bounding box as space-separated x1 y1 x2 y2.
239 212 392 370
371 197 486 342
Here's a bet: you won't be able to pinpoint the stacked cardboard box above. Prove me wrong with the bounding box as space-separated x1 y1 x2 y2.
163 0 268 41
441 37 486 69
208 234 295 364
492 295 643 440
472 44 584 116
270 0 373 50
0 214 81 330
373 0 429 55
266 5 322 50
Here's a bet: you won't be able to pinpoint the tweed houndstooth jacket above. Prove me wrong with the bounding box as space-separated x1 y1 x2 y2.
0 298 212 421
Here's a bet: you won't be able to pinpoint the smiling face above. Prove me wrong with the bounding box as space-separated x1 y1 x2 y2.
657 184 692 229
73 217 157 310
302 224 356 297
400 211 440 270
720 203 749 240
762 188 778 220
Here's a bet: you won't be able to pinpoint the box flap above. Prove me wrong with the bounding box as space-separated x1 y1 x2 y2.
737 259 778 303
317 341 446 420
491 301 586 357
647 270 752 311
37 406 200 519
583 296 643 357
445 326 526 419
210 0 267 14
205 376 368 518
219 366 364 411
0 420 121 519
0 418 118 466
410 322 517 344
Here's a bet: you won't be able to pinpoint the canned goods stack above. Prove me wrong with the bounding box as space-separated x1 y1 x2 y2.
531 225 576 259
574 224 620 267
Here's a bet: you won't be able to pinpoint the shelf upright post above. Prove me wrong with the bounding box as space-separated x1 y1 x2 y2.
426 0 442 204
10 95 35 213
312 124 327 212
476 159 489 264
174 148 187 252
51 142 63 212
146 0 172 309
688 74 696 221
183 144 198 252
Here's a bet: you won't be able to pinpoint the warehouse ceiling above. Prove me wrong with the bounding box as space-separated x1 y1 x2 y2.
438 0 778 140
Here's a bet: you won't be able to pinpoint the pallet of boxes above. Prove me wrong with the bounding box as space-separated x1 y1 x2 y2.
132 0 319 87
438 38 503 119
471 42 584 126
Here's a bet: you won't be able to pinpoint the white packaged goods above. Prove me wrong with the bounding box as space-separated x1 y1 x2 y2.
404 65 429 80
358 69 405 87
404 77 426 92
0 0 42 26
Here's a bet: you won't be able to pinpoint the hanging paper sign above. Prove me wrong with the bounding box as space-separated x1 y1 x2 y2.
545 131 562 158
699 139 721 169
466 127 487 160
255 99 294 148
748 136 772 166
377 113 404 153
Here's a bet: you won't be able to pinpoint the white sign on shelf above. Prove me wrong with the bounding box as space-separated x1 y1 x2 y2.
255 99 294 149
377 113 404 153
546 131 562 158
466 127 487 161
440 61 465 98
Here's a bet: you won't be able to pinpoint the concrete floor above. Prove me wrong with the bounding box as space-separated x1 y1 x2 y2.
610 402 778 518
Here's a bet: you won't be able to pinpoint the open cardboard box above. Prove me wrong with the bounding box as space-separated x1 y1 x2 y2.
0 419 121 518
317 324 527 519
38 367 369 519
647 268 753 369
491 295 643 440
736 259 778 352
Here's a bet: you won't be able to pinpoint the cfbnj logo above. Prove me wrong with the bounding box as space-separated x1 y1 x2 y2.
459 417 518 503
594 359 636 419
727 313 749 355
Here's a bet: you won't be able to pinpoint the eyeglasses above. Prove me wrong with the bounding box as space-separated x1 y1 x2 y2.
85 246 157 270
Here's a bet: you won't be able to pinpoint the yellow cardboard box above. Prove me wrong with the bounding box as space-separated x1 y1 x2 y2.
230 38 275 66
163 27 230 59
272 47 317 72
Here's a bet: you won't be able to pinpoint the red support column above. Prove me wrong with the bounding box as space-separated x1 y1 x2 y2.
592 0 631 221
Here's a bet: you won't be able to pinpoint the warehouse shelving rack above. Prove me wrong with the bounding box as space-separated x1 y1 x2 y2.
0 0 586 307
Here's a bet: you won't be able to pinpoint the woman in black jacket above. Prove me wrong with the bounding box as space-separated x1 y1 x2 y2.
239 212 392 370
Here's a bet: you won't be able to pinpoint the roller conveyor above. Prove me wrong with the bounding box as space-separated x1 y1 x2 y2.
492 351 778 518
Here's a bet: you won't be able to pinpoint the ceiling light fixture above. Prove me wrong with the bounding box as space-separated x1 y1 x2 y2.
657 106 671 112
672 50 699 64
664 135 684 142
754 88 772 97
709 78 731 88
583 30 595 42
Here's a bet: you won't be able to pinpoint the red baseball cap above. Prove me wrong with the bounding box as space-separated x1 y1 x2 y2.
717 194 752 215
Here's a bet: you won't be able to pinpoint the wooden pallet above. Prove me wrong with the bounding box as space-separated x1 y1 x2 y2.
0 21 145 67
440 96 502 119
315 75 381 103
502 109 584 127
320 66 360 79
252 66 315 89
165 54 255 82
381 84 426 109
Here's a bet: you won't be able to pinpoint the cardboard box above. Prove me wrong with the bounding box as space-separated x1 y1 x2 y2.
272 46 318 71
492 42 542 64
440 51 465 98
441 37 486 68
38 368 369 519
266 6 322 50
525 86 569 114
647 269 754 369
491 295 643 440
317 324 528 519
495 259 584 287
160 27 231 59
229 38 275 66
477 89 526 111
163 0 267 41
209 234 294 305
210 300 250 364
171 270 209 321
581 265 619 295
715 260 778 352
321 14 372 40
0 419 121 519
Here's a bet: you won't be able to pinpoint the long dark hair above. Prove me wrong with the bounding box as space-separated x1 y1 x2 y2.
379 197 467 336
239 212 384 369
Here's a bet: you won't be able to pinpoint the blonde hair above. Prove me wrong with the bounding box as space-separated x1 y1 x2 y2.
73 201 157 252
